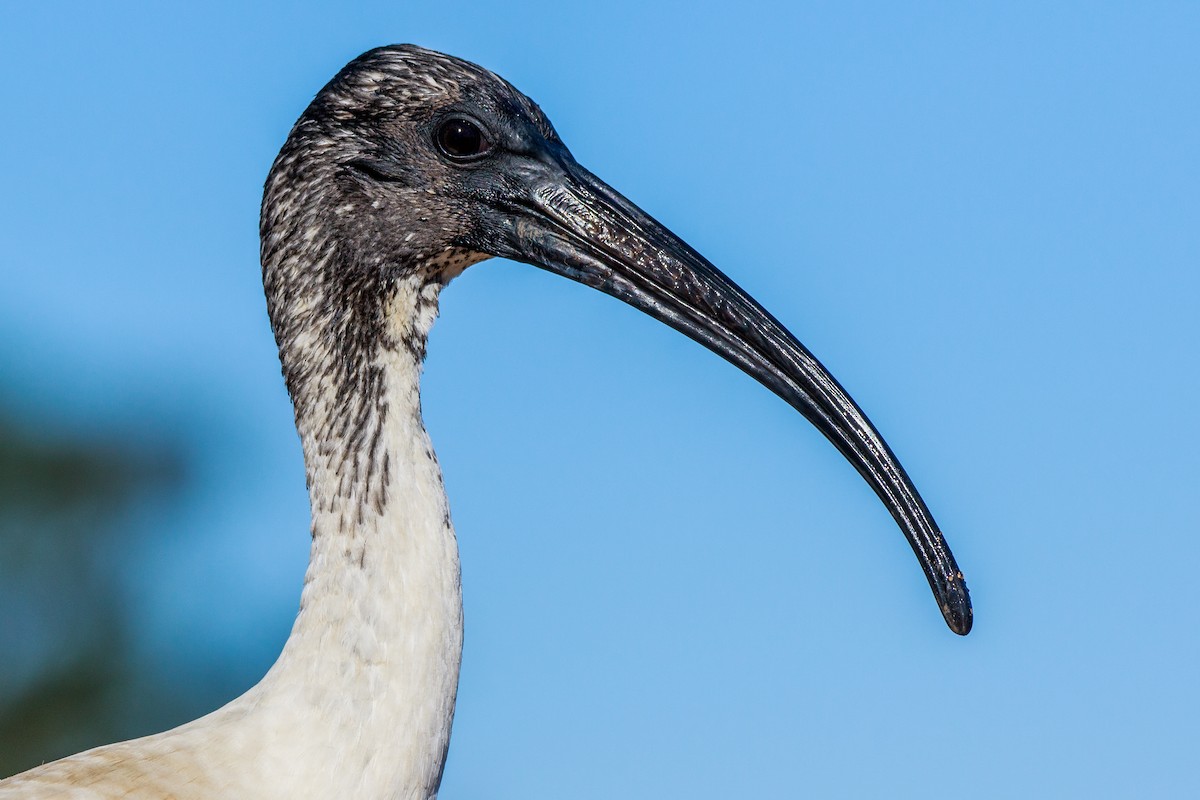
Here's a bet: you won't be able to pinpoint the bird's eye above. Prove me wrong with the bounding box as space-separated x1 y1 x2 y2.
435 118 489 160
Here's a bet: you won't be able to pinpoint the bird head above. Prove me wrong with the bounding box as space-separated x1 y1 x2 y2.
261 44 971 635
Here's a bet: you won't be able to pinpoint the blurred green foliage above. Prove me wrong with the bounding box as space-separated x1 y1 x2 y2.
0 408 186 777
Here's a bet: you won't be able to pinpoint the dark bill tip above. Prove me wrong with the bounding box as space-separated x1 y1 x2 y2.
942 576 973 636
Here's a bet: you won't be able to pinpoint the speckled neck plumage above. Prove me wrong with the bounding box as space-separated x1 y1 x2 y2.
263 230 485 521
253 261 471 799
256 179 489 798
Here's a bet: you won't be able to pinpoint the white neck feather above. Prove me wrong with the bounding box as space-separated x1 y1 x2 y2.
0 272 468 800
235 274 464 798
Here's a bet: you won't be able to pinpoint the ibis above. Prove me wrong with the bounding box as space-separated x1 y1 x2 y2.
0 44 971 799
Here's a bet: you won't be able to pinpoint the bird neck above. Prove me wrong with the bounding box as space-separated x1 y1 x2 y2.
251 269 468 798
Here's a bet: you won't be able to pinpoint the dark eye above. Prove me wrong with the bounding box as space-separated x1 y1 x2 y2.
435 118 489 160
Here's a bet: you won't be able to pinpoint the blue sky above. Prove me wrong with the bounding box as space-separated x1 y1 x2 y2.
3 2 1199 796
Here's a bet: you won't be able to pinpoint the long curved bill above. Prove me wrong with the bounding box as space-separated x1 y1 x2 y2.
487 153 971 635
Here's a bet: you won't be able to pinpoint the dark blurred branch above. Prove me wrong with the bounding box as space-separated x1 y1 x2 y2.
0 404 187 777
